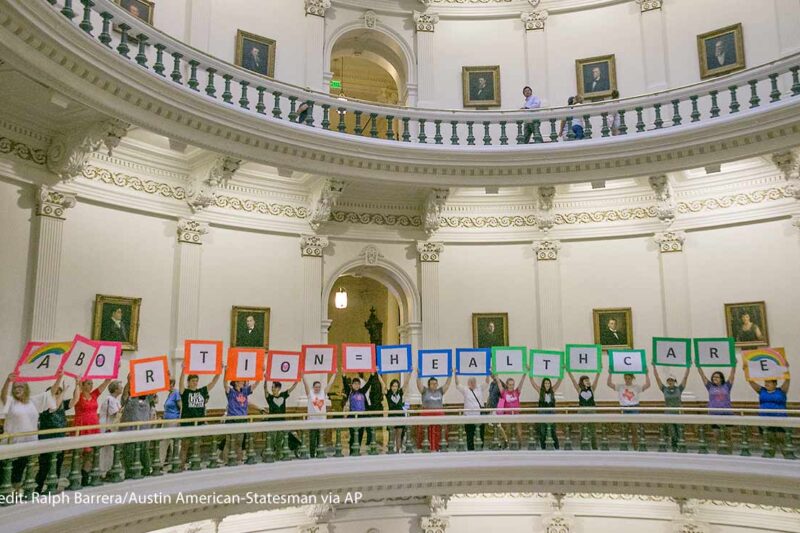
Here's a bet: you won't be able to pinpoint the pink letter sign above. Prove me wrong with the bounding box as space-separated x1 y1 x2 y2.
266 351 302 382
13 341 71 382
60 335 100 379
84 342 122 380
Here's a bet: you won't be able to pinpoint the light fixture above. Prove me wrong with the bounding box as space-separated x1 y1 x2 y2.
335 288 348 309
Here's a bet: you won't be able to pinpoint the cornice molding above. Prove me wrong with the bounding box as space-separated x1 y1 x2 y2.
0 135 47 166
46 119 129 181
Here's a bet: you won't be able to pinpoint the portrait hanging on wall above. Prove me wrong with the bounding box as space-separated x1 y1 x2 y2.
575 54 617 100
462 66 501 108
593 307 633 350
92 294 142 351
697 23 745 79
472 312 509 349
724 301 768 348
114 0 154 24
235 30 276 78
231 306 271 349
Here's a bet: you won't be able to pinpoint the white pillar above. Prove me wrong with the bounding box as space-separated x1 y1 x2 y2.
401 321 423 404
638 1 669 91
413 11 439 108
417 242 443 349
303 1 329 91
301 235 329 343
654 231 692 337
173 218 208 374
30 186 76 340
522 10 550 104
532 240 563 350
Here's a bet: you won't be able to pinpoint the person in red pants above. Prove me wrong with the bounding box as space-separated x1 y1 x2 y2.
415 372 452 451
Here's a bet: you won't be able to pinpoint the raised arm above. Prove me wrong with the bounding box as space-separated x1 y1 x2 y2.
1 373 14 403
568 372 580 392
50 370 64 398
697 367 709 386
207 371 222 392
606 371 617 391
516 374 526 392
179 368 186 394
326 371 337 391
591 372 600 391
376 373 387 391
641 371 651 392
301 375 310 396
72 377 81 407
781 361 791 393
679 367 690 389
529 377 541 393
416 369 425 395
442 374 453 393
286 381 300 394
224 379 231 394
726 365 736 386
653 366 664 390
552 377 563 392
96 378 112 395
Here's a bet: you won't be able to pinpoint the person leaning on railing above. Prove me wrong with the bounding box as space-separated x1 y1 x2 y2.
745 359 791 455
558 95 585 140
454 373 490 451
1 370 63 489
521 86 542 143
568 371 599 449
72 375 113 486
653 366 690 451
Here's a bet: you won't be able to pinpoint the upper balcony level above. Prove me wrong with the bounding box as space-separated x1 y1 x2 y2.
1 0 800 187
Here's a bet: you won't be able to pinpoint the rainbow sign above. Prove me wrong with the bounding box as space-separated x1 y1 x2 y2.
14 341 71 382
743 347 790 381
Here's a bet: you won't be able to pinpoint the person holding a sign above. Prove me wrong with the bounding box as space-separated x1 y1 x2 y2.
607 371 650 448
568 372 600 449
178 368 222 465
455 374 491 451
343 377 371 454
653 367 690 451
1 370 63 487
71 375 114 486
35 379 72 493
377 373 412 454
697 367 735 415
531 377 563 449
415 373 453 452
745 360 790 454
494 373 529 447
265 381 300 459
303 372 337 458
218 380 262 463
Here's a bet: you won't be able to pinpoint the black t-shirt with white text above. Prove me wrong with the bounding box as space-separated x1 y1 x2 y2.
181 386 210 419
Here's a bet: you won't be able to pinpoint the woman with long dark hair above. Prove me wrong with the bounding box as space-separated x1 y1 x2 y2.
531 377 563 449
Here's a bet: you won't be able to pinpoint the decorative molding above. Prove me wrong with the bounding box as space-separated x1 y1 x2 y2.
413 10 440 32
772 151 800 200
420 516 449 533
532 239 560 260
177 218 209 244
300 235 330 257
330 211 421 226
417 241 444 262
418 0 513 3
441 214 539 228
213 194 308 218
676 187 790 213
537 186 556 232
187 155 243 213
36 185 76 219
309 179 346 231
304 0 332 17
0 136 47 165
649 174 676 224
542 514 573 533
362 10 379 29
46 119 129 181
521 10 548 30
654 231 686 253
635 0 663 12
81 165 188 199
424 188 450 236
360 244 384 265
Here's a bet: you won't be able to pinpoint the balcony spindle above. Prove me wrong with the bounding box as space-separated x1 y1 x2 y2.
351 432 362 457
635 106 645 132
709 90 720 117
526 424 536 450
783 428 796 460
617 110 628 135
369 113 378 138
637 425 647 452
135 35 149 67
434 120 443 144
170 439 182 472
244 434 257 464
401 117 411 142
580 424 591 451
369 432 380 455
499 121 508 145
23 458 37 500
482 122 491 145
116 23 131 58
748 80 760 108
418 119 428 143
668 99 681 126
128 442 143 479
385 115 394 139
515 120 524 144
316 430 328 459
262 433 275 463
277 433 289 461
202 68 216 97
739 426 751 457
728 85 740 113
99 12 113 47
689 95 700 122
450 121 459 145
170 53 183 84
790 66 800 95
403 426 415 454
549 118 558 142
289 99 302 123
255 87 267 114
225 435 238 466
186 60 199 90
150 441 164 475
0 461 13 500
563 424 572 451
655 103 666 129
153 44 166 76
600 112 610 137
61 0 76 20
619 424 629 451
79 0 94 34
334 429 343 457
322 104 331 130
45 452 61 491
761 428 774 458
544 424 555 450
68 450 82 490
697 425 709 454
352 109 361 132
768 73 781 102
163 440 176 474
299 431 310 459
221 75 234 104
272 92 284 118
466 121 475 145
439 425 449 452
676 425 687 453
583 114 592 139
189 437 202 470
599 423 610 451
566 117 575 140
533 119 543 143
238 81 249 109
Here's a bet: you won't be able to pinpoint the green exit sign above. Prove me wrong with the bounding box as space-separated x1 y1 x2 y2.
330 80 342 89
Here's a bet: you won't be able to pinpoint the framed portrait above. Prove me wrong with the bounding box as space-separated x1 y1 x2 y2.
576 54 617 100
697 23 745 80
114 0 154 24
593 307 633 350
235 30 276 78
472 312 509 349
231 306 271 350
724 301 768 348
462 66 501 108
92 294 142 352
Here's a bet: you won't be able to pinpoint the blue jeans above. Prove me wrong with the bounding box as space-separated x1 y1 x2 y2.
572 124 585 139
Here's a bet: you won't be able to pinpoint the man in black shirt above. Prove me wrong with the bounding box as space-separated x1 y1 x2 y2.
265 381 299 458
178 368 221 466
36 384 70 493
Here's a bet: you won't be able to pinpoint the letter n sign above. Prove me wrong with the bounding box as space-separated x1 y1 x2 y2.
130 356 170 397
693 338 735 368
302 345 337 374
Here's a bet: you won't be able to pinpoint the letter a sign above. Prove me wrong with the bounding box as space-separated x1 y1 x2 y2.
652 337 691 368
455 348 490 376
693 338 735 368
130 356 170 397
13 341 71 382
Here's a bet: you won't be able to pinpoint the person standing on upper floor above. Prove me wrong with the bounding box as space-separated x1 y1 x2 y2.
97 380 123 478
522 86 542 143
455 373 491 451
745 360 790 456
304 371 337 458
559 96 585 140
653 366 690 451
36 378 71 493
72 375 113 486
120 378 156 477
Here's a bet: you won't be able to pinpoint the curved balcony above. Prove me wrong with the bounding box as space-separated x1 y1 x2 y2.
1 0 800 187
0 410 798 532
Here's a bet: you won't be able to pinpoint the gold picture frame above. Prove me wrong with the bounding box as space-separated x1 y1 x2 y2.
231 306 271 349
472 312 509 349
593 307 633 350
724 301 768 348
576 54 617 100
697 23 745 80
462 66 501 108
235 30 276 78
91 294 142 351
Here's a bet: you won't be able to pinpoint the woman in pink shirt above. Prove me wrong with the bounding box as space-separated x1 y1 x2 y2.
494 374 527 446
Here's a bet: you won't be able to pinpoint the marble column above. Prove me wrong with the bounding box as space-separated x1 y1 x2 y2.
417 242 443 349
400 321 423 403
637 0 668 91
303 0 331 91
301 235 330 343
30 186 77 340
521 10 549 103
173 218 209 373
532 240 563 350
413 11 439 108
654 231 691 337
